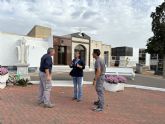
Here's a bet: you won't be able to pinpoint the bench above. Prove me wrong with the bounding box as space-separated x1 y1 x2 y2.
105 67 135 80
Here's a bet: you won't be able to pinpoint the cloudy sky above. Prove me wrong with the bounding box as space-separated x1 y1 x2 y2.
0 0 164 48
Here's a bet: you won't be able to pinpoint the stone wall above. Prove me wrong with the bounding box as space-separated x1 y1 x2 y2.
27 25 51 39
90 40 111 69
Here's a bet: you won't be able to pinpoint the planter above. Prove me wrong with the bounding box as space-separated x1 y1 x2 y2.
0 73 9 89
103 81 125 92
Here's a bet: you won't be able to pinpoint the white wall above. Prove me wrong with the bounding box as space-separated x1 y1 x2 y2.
119 48 139 67
131 48 151 67
132 48 139 66
145 53 151 66
0 32 52 67
112 47 151 67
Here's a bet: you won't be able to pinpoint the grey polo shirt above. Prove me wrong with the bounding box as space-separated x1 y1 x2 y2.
95 57 106 75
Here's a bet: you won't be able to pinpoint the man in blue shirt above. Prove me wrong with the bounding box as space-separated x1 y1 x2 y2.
38 48 55 108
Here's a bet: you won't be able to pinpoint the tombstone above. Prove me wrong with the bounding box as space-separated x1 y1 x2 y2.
15 38 30 80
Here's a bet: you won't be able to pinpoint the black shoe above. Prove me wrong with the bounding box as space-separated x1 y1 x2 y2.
92 107 103 112
37 100 44 105
72 97 77 100
77 99 81 102
94 108 103 112
93 100 99 106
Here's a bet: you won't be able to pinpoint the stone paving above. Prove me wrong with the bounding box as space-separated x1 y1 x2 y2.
0 85 165 124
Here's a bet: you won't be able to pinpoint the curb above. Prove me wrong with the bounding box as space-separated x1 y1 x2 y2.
31 80 165 92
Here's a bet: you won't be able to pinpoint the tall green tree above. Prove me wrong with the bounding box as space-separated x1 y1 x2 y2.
146 0 165 77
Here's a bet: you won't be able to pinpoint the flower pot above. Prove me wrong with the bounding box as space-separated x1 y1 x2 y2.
103 81 125 92
0 73 9 89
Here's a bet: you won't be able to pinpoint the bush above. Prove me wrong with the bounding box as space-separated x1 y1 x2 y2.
7 74 32 87
7 75 17 85
16 79 29 87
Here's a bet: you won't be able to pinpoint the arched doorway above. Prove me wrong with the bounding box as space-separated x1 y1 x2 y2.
74 45 86 64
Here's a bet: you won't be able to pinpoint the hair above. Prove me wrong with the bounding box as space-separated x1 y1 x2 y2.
75 50 81 59
47 47 54 54
93 49 101 56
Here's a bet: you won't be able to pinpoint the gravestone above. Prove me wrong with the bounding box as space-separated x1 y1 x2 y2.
15 38 30 80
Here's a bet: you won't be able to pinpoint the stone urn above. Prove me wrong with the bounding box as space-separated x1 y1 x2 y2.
0 73 9 89
103 82 125 92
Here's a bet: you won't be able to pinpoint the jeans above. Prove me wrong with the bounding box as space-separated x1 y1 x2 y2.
38 72 52 105
96 75 105 109
72 77 83 100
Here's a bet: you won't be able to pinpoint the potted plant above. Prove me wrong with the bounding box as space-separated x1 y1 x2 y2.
103 75 127 92
16 78 29 87
0 66 9 89
6 74 31 87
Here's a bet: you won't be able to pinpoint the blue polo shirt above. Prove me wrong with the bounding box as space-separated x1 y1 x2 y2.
39 54 53 73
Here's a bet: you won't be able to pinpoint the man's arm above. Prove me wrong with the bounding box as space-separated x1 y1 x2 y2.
44 57 52 82
93 61 101 85
94 68 101 81
93 68 101 85
70 59 75 68
77 61 85 69
45 69 51 81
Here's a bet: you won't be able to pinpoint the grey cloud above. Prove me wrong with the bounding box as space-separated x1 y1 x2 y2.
71 10 84 18
0 0 164 48
86 0 93 6
82 10 98 19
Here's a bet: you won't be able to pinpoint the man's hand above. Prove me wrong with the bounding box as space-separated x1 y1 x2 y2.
46 76 51 81
77 64 82 68
45 69 51 82
93 80 96 86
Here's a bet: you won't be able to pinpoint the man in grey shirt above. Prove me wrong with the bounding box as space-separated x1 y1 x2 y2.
93 49 106 112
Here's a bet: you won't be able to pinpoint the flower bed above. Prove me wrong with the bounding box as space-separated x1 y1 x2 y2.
103 75 127 92
0 67 8 76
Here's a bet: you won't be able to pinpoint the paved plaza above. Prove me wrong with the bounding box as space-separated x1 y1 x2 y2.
1 0 165 124
0 84 165 124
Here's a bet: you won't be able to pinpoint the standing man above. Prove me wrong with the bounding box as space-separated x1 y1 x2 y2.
38 48 55 108
93 49 106 112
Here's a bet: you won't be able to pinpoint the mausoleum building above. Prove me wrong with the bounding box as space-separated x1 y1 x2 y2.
0 25 112 70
